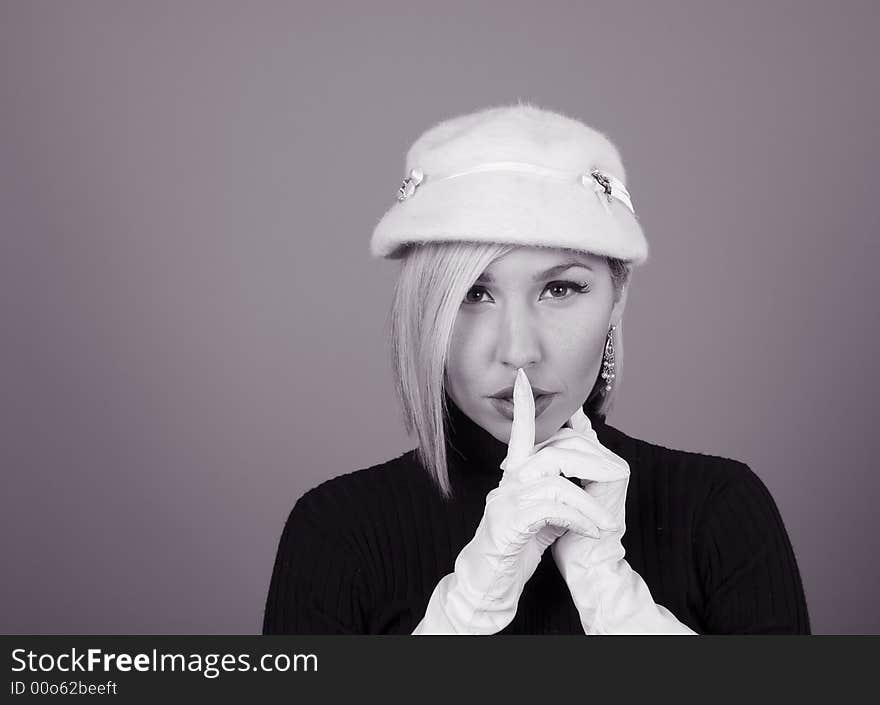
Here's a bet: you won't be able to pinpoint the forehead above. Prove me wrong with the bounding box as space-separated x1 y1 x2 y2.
477 247 601 282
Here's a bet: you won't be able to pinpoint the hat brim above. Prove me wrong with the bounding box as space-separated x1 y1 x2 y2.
370 171 648 264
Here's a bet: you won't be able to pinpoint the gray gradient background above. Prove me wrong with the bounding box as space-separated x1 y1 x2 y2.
1 0 877 635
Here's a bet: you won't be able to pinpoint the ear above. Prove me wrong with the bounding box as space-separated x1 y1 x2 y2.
610 280 629 327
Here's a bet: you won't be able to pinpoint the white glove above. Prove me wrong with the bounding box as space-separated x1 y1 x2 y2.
413 369 625 635
548 405 697 635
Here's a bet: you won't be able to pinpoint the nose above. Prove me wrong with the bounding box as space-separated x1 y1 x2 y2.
495 301 543 371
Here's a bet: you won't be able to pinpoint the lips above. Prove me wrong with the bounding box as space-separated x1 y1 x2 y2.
494 392 550 403
489 384 554 399
489 392 556 420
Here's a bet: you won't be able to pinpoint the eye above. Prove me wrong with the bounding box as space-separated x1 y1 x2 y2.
463 286 492 304
540 280 591 300
463 281 591 305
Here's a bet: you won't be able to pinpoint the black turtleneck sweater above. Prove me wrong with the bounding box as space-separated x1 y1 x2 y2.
262 399 811 634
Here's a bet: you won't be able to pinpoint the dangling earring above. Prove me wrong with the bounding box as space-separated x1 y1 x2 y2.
600 325 616 393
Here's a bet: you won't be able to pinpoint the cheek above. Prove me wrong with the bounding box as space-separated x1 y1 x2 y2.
551 319 609 385
446 321 482 390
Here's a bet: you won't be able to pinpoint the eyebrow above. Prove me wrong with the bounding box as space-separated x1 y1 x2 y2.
475 259 594 284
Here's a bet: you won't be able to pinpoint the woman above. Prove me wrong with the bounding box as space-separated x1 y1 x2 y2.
262 103 810 634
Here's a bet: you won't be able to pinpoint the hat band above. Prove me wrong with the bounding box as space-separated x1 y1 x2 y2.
396 160 635 215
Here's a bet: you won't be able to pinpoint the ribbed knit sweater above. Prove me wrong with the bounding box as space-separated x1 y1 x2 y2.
262 398 811 634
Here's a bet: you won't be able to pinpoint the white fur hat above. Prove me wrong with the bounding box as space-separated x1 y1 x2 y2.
370 102 648 265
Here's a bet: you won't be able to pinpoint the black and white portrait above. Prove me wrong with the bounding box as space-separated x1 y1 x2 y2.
2 1 878 640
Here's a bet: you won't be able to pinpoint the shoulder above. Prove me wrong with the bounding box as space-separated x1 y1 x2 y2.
281 449 430 548
296 449 428 512
599 422 761 504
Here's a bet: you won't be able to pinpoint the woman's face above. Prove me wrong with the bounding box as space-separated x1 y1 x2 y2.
446 246 627 445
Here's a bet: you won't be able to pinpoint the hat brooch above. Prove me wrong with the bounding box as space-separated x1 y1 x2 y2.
397 168 424 202
581 169 635 215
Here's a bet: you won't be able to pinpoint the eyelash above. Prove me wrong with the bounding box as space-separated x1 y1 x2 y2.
463 280 592 305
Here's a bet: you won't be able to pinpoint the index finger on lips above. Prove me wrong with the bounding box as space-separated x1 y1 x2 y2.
500 368 535 477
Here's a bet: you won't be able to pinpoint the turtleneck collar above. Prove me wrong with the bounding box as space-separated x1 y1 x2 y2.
443 391 607 486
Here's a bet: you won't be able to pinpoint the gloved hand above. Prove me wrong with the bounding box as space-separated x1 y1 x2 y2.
548 404 697 635
413 368 626 635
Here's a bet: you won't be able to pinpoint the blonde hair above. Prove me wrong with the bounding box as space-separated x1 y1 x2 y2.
389 242 632 500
